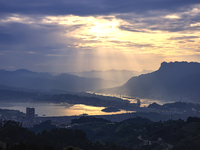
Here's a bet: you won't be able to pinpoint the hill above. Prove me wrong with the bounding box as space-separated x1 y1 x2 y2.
0 120 127 150
0 69 119 92
99 61 200 102
71 116 200 149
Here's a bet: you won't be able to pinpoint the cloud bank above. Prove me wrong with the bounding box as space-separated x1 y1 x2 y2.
0 0 200 72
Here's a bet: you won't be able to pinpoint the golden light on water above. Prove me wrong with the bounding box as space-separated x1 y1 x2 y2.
0 102 134 117
67 104 133 116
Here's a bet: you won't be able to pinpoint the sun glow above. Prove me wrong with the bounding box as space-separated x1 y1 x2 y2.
88 19 119 39
165 15 180 19
39 14 200 71
10 14 198 59
1 10 200 72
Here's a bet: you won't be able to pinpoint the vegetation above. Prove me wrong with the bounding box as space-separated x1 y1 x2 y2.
71 116 111 124
29 120 57 133
72 116 200 150
1 116 200 149
0 120 127 150
72 116 151 149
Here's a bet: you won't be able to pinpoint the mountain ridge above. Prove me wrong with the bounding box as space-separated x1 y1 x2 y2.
0 69 119 92
98 61 200 103
69 69 153 85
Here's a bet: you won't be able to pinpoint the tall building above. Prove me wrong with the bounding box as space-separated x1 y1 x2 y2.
137 99 141 107
26 107 35 120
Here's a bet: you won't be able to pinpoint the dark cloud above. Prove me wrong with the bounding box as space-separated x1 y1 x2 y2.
109 40 130 44
0 0 199 16
0 21 82 53
119 25 150 33
127 43 155 48
0 23 54 51
0 0 102 16
0 0 200 72
168 36 199 40
149 25 187 32
109 40 155 48
0 19 88 72
118 12 200 33
178 41 186 43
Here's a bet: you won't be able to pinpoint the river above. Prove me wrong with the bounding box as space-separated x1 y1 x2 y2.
0 92 173 117
0 101 133 117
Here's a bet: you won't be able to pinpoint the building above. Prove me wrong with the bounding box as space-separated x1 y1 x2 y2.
26 107 35 120
137 99 141 107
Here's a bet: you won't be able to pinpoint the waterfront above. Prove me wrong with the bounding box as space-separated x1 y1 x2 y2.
0 92 175 117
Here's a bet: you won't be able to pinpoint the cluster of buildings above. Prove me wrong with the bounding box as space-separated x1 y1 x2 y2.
0 107 37 128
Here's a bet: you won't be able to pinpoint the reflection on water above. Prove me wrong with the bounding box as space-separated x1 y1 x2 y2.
0 93 173 117
89 92 174 107
0 102 134 117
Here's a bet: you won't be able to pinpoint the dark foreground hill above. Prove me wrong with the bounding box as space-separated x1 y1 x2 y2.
2 116 200 150
71 116 200 150
0 69 118 92
0 120 127 150
99 61 200 102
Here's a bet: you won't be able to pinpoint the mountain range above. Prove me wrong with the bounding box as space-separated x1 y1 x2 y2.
1 61 200 103
98 61 200 102
0 69 119 92
69 69 152 85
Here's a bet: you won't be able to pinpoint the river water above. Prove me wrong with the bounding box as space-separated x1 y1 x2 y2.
90 92 172 107
0 101 133 117
0 92 173 117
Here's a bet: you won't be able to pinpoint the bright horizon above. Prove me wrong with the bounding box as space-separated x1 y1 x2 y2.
0 1 200 73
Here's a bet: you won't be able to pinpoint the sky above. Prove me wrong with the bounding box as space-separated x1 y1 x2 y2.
0 0 200 73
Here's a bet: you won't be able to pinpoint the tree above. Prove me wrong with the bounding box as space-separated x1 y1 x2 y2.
65 146 82 150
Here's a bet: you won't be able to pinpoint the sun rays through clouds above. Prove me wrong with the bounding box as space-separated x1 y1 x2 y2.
0 1 200 72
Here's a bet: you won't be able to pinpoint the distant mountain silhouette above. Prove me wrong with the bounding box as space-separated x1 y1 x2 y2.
70 69 153 85
0 69 119 92
99 61 200 102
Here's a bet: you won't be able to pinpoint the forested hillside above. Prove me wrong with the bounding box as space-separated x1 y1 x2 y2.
1 116 200 149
